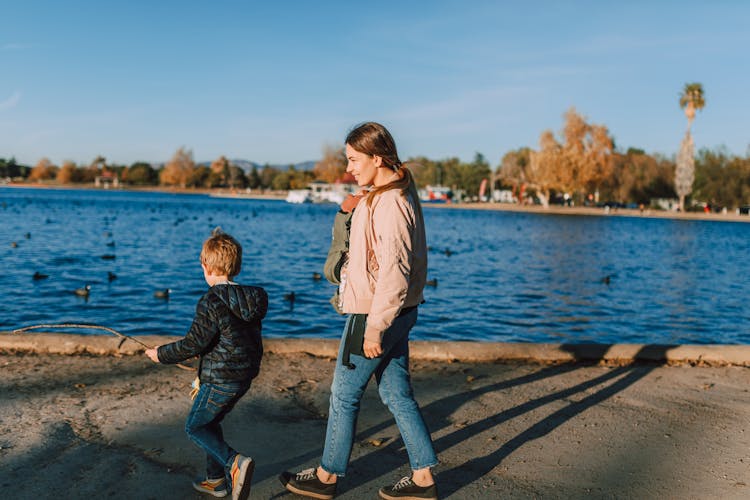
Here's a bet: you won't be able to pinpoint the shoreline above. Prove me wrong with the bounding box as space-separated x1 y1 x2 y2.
2 332 749 366
0 182 287 201
4 182 749 223
422 200 750 223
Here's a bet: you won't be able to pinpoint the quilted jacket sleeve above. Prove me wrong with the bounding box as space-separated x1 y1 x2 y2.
157 294 220 364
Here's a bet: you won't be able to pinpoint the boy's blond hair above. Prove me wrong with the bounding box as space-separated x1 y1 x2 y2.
200 230 242 277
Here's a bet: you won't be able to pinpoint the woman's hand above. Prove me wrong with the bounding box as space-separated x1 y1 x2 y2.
145 347 160 363
363 339 383 359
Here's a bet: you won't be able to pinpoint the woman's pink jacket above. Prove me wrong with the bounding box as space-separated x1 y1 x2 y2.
340 183 427 343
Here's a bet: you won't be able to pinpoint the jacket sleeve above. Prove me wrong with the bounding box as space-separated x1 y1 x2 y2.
323 210 353 284
157 295 220 364
365 197 414 341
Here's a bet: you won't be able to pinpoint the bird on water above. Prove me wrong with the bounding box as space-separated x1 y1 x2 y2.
283 291 296 311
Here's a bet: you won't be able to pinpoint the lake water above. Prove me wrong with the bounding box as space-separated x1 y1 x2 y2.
1 187 749 345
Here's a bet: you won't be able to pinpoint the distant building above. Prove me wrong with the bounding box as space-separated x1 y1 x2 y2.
95 171 119 189
286 181 356 204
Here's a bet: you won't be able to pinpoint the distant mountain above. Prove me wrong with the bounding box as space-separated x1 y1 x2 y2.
290 160 317 171
229 159 261 172
196 159 317 173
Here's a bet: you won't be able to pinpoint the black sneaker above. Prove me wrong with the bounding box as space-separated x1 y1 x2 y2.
279 468 337 500
379 476 438 500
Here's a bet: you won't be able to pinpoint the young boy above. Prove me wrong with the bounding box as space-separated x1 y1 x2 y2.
145 230 268 500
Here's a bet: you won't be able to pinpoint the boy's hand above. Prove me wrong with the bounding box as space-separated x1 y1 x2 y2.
145 348 160 363
341 192 365 213
363 339 382 359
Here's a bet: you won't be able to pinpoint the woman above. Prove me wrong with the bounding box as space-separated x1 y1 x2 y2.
280 122 438 500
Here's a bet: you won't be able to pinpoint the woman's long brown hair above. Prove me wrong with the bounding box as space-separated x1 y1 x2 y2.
345 122 415 206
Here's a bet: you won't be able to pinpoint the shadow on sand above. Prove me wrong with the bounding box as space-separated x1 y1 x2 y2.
336 344 676 497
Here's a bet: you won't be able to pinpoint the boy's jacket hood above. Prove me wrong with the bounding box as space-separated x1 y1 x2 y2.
210 284 268 322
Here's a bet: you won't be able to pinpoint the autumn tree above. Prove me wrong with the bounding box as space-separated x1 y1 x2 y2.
28 158 57 181
527 131 563 206
160 147 195 188
313 145 347 183
56 161 79 184
210 155 230 186
561 108 613 199
526 108 614 206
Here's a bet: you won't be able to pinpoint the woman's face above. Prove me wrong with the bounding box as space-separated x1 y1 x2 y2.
346 144 384 187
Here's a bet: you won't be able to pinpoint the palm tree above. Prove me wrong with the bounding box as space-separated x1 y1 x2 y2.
675 82 705 211
679 82 705 131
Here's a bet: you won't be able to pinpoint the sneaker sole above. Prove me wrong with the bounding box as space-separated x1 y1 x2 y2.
285 482 335 500
232 458 255 500
379 490 437 500
192 483 228 498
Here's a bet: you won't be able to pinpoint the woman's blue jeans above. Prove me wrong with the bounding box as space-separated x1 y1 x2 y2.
185 380 251 480
321 308 438 476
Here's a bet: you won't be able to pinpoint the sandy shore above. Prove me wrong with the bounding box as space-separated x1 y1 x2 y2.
1 334 748 499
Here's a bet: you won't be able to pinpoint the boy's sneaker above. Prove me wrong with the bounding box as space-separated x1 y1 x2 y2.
379 476 438 500
229 454 254 500
192 477 228 498
278 467 337 499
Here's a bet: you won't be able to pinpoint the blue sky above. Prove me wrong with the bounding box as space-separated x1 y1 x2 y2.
1 1 748 167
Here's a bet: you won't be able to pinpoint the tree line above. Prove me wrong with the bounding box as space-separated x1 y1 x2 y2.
3 140 748 209
0 149 320 192
3 111 749 210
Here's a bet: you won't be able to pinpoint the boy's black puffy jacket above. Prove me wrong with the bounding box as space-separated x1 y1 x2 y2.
157 284 268 383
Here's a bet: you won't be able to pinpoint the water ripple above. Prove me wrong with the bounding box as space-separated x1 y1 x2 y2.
2 187 749 344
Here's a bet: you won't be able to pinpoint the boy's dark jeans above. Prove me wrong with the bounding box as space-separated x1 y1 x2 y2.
185 380 251 480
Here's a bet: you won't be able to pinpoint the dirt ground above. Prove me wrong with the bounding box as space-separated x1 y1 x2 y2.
1 347 749 500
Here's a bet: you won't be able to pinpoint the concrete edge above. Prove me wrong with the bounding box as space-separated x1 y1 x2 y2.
1 332 749 367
